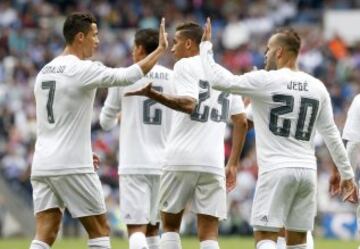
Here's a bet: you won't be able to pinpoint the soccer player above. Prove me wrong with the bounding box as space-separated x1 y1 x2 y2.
342 94 360 231
246 105 314 249
99 28 173 249
30 13 168 249
200 18 357 249
125 22 248 249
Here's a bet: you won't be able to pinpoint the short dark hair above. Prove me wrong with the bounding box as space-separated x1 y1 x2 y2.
134 29 159 55
176 22 203 45
63 12 97 45
275 28 301 55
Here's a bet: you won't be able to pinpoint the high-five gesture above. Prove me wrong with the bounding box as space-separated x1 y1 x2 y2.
158 17 168 51
137 17 168 75
202 17 212 42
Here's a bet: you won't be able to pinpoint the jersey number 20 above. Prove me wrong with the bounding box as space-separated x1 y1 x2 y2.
269 94 319 141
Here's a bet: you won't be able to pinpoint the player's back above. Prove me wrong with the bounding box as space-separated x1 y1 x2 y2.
118 65 173 174
33 55 96 176
165 56 243 176
250 68 330 174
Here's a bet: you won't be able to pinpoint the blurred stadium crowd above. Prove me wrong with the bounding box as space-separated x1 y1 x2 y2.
0 0 360 238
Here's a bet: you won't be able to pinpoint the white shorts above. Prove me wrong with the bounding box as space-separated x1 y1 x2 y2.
120 174 161 225
251 168 316 232
31 173 106 218
159 170 227 220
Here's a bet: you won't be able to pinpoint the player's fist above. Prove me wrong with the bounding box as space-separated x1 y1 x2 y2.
340 178 359 204
93 153 100 171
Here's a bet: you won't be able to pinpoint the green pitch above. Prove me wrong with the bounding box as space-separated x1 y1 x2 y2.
0 237 358 249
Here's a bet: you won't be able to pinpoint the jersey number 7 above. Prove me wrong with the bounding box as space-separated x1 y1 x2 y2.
42 81 56 124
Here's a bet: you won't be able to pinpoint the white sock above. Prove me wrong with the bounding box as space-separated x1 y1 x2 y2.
287 244 306 249
160 232 182 249
256 240 276 249
88 237 111 249
200 240 220 249
129 232 148 249
147 236 160 249
276 237 286 249
29 240 50 249
306 231 313 249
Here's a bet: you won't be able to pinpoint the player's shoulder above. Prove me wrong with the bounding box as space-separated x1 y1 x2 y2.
154 64 172 73
174 55 200 71
300 71 327 91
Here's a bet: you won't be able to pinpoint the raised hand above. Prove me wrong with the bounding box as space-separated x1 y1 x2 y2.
201 17 212 42
125 83 153 97
158 18 168 51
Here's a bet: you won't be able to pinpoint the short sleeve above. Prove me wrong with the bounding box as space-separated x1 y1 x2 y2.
229 94 245 115
173 59 199 101
245 104 253 121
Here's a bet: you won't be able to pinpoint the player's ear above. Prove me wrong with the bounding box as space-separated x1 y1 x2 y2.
137 45 146 56
276 47 283 59
185 39 192 50
75 32 85 43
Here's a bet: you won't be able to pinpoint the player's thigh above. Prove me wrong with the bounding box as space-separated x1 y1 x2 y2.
285 168 316 233
31 176 64 215
159 171 198 214
51 173 107 218
192 173 227 220
119 174 154 225
251 169 300 231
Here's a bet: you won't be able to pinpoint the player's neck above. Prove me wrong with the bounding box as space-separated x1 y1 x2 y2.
278 58 297 71
62 45 85 60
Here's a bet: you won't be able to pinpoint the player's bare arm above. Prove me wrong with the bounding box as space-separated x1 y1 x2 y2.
125 83 197 114
137 18 168 75
225 113 248 192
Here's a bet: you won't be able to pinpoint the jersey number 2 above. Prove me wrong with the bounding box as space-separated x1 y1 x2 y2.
269 94 319 141
143 86 163 125
42 81 56 124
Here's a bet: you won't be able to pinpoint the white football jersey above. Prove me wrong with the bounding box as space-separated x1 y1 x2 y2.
200 41 353 179
343 94 360 143
164 55 245 176
99 65 174 175
32 55 143 176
